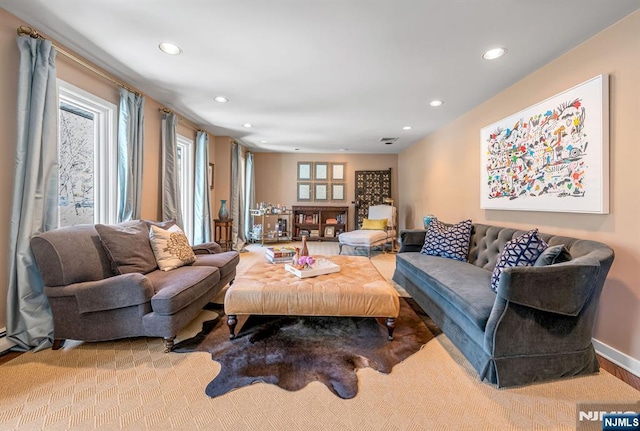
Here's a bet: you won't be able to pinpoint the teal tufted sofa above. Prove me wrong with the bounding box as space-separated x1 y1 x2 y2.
392 223 614 387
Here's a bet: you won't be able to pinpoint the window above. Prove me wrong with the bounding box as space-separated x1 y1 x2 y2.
177 134 194 242
58 80 117 227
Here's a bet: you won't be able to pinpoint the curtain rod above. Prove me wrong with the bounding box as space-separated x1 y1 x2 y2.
159 108 207 134
17 25 142 97
159 107 183 121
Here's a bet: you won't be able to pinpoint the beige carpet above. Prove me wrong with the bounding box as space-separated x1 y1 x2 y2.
0 242 637 430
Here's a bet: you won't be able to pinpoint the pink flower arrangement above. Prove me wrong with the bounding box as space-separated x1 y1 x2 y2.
297 255 315 269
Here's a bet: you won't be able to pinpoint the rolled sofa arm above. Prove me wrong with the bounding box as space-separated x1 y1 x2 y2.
398 230 427 253
192 241 223 255
496 257 601 316
44 273 154 314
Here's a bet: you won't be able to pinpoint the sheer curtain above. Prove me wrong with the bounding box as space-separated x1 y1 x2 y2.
230 143 255 252
117 88 144 222
7 36 59 351
161 112 183 227
193 130 212 244
244 151 255 244
230 141 246 251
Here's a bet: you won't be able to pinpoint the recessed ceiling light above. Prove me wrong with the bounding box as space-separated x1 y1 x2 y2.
260 140 268 143
482 47 507 60
214 96 228 103
402 126 412 130
339 148 348 152
294 148 300 151
243 123 253 128
158 42 182 55
429 100 444 107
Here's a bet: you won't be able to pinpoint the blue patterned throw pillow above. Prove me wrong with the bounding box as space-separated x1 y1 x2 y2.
490 229 548 292
420 219 473 262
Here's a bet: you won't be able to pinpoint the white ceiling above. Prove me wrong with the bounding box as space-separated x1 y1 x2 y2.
2 1 639 154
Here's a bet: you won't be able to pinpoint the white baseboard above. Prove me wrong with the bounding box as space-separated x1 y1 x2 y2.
593 338 640 378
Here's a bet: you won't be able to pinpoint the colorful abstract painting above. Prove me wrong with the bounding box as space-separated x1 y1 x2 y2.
480 75 609 213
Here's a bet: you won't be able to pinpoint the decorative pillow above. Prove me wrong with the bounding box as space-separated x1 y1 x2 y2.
534 244 572 266
145 219 176 231
95 220 158 275
361 218 388 230
490 229 548 292
423 215 437 229
149 224 196 271
420 219 472 262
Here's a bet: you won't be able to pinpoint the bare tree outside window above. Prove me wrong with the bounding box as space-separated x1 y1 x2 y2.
58 103 94 226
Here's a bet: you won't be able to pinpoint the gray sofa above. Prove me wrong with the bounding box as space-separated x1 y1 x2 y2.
392 223 614 387
30 220 239 352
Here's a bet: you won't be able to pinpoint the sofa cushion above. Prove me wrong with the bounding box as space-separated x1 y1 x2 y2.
534 244 572 266
420 219 472 262
396 253 495 330
361 218 387 230
149 225 197 271
95 220 158 275
193 251 240 279
490 229 548 292
146 266 220 315
145 219 176 230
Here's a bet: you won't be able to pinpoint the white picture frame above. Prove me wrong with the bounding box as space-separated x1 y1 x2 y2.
480 74 609 214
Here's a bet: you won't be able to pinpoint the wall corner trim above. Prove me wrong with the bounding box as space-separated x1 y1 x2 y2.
593 338 640 378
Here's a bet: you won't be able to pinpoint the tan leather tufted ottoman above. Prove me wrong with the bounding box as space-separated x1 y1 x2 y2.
224 255 400 340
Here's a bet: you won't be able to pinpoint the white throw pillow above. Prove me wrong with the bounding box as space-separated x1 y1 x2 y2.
149 224 196 271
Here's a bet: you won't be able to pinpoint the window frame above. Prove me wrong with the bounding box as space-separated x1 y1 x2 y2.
177 134 195 242
57 79 117 226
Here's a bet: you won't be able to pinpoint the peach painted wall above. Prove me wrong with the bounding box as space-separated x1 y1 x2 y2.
253 152 398 232
398 11 640 361
0 8 222 334
213 136 233 216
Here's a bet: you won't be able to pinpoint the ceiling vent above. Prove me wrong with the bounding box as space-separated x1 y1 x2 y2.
379 137 398 144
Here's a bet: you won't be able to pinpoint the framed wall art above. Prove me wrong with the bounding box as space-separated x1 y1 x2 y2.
297 182 313 201
331 183 345 201
297 162 312 181
331 162 345 181
314 183 328 201
208 163 214 190
314 162 328 181
480 74 609 214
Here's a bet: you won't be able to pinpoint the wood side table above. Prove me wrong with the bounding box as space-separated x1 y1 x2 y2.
214 219 233 251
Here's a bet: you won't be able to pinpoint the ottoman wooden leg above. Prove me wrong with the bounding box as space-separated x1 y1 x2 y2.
227 315 238 339
386 317 396 341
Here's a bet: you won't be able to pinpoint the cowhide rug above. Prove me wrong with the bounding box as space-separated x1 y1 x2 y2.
173 298 440 399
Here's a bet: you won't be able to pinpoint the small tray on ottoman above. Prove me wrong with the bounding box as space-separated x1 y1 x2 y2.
285 259 340 278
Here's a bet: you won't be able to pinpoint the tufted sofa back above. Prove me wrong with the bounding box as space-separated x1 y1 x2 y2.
468 223 606 270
